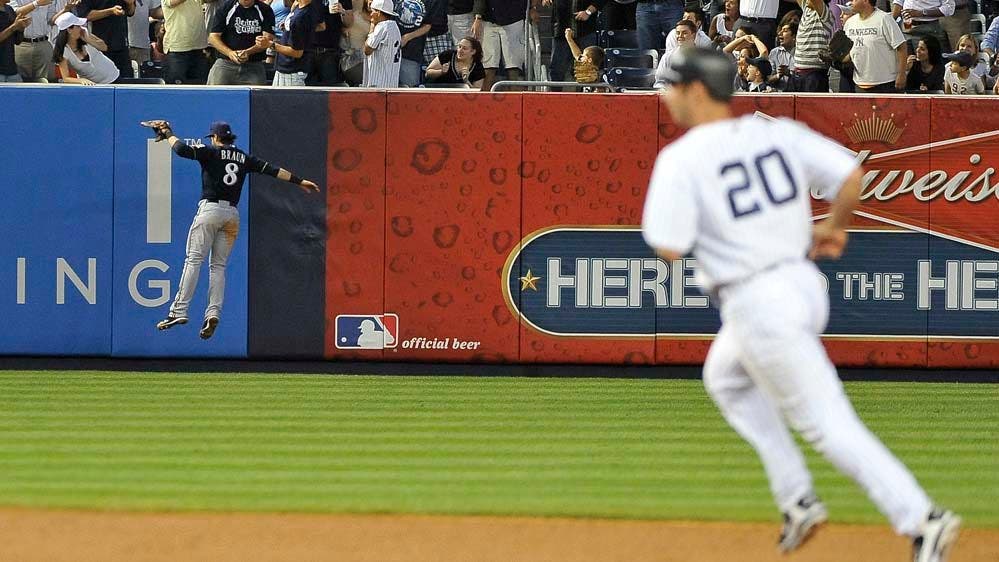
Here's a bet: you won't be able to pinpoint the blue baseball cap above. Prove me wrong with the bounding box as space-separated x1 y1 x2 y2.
205 121 235 139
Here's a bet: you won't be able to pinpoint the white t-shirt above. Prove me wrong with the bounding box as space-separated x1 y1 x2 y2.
641 116 857 291
843 9 905 87
740 0 779 19
127 0 162 49
944 70 985 94
63 44 121 84
362 19 401 88
662 28 712 54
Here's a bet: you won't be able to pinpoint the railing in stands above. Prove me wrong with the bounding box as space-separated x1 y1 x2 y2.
490 80 615 92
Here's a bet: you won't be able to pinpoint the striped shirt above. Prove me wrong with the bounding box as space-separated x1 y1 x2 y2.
794 0 832 70
363 19 402 87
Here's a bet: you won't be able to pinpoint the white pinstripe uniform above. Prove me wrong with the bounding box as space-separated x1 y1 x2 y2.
363 19 402 87
642 115 933 537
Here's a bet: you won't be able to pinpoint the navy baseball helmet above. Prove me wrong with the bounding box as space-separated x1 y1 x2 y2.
206 121 235 139
659 46 737 102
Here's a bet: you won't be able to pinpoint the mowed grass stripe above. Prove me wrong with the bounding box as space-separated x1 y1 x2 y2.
0 372 995 527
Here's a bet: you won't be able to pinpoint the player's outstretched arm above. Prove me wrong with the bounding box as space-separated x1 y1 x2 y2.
810 167 862 260
275 167 320 193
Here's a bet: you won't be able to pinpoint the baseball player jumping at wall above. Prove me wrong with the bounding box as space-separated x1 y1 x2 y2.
142 120 319 339
641 47 961 562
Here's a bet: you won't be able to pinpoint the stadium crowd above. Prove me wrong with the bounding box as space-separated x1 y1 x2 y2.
0 0 997 92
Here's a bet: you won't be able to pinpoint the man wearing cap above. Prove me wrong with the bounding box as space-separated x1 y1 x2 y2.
10 0 55 81
942 49 982 93
206 0 275 84
75 0 134 80
842 0 907 92
150 119 319 340
362 0 401 87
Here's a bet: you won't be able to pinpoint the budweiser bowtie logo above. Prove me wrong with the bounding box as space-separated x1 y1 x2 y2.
841 107 907 145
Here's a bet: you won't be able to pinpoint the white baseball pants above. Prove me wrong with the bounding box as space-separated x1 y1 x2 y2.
168 200 240 321
703 260 931 536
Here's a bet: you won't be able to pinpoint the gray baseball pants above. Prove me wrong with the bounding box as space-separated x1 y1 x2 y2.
168 200 239 320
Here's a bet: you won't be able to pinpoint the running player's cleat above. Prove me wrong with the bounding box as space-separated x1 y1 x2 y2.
913 508 961 562
199 317 219 340
156 316 188 330
778 494 827 554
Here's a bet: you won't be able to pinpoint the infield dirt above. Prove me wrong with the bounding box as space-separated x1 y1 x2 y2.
1 508 996 561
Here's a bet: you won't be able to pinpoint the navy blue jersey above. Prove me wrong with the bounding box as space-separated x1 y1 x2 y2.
173 142 273 205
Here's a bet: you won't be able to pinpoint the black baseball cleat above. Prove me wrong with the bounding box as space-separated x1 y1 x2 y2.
200 317 219 340
913 508 961 562
156 316 188 330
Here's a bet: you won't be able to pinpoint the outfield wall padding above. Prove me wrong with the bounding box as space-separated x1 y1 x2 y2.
1 87 998 369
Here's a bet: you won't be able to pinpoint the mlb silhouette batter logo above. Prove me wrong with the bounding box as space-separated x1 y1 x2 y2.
335 314 399 349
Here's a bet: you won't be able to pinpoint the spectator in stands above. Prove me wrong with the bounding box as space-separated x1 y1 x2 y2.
340 0 369 84
564 27 603 84
945 32 992 87
0 0 30 82
982 12 997 58
361 0 400 86
709 0 738 44
307 0 353 85
476 0 527 91
448 0 474 46
662 4 711 53
75 0 132 80
733 0 782 48
126 0 161 75
653 18 697 86
938 0 967 52
9 0 54 82
905 35 944 90
791 0 831 91
545 0 604 83
261 0 290 64
52 11 121 82
635 0 683 50
425 34 484 87
397 0 429 87
422 0 450 67
603 0 635 31
767 21 793 88
161 0 209 83
722 26 767 58
843 0 907 92
777 7 799 29
891 0 952 52
150 17 165 60
206 0 274 84
743 54 773 89
259 0 314 85
943 48 983 91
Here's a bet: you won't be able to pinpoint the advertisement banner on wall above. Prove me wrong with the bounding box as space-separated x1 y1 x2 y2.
0 88 115 355
111 89 250 357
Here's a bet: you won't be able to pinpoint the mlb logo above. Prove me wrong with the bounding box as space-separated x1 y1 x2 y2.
335 314 399 349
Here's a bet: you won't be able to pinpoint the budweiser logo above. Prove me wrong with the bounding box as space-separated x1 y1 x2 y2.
847 150 997 203
842 108 906 145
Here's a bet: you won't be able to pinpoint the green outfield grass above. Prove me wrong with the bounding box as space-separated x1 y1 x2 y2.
0 372 995 527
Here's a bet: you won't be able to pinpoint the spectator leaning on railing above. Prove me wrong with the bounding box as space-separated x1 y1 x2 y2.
206 0 274 84
842 0 907 93
52 11 121 82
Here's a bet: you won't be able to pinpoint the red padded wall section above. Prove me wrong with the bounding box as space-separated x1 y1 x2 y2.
325 92 387 359
383 92 522 362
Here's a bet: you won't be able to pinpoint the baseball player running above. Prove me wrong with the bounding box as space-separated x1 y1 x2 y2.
143 120 319 339
641 47 961 562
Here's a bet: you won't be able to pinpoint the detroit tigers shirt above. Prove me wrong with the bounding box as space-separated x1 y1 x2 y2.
211 0 276 62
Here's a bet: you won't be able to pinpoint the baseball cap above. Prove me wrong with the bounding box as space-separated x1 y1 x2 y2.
747 56 772 78
368 0 398 16
943 50 975 68
55 13 89 31
205 121 235 139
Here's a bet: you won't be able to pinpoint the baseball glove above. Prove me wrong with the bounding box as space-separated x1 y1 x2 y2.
140 119 173 142
827 30 853 63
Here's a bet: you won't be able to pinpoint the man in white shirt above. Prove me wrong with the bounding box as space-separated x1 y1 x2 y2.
733 0 783 49
645 46 962 562
891 0 953 51
126 0 161 71
363 0 401 87
661 5 711 55
10 0 54 81
842 0 907 92
653 18 697 87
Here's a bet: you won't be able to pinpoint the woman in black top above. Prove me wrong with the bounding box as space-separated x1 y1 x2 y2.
905 36 945 93
424 35 485 90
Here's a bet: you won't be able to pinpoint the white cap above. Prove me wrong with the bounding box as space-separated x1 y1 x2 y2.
368 0 398 16
55 12 89 31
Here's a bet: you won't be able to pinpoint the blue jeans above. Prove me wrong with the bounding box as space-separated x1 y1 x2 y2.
400 58 422 87
549 33 596 83
636 0 684 51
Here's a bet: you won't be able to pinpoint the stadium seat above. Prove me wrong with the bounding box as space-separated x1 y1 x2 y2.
604 48 659 69
599 29 640 49
970 13 987 34
604 67 657 90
